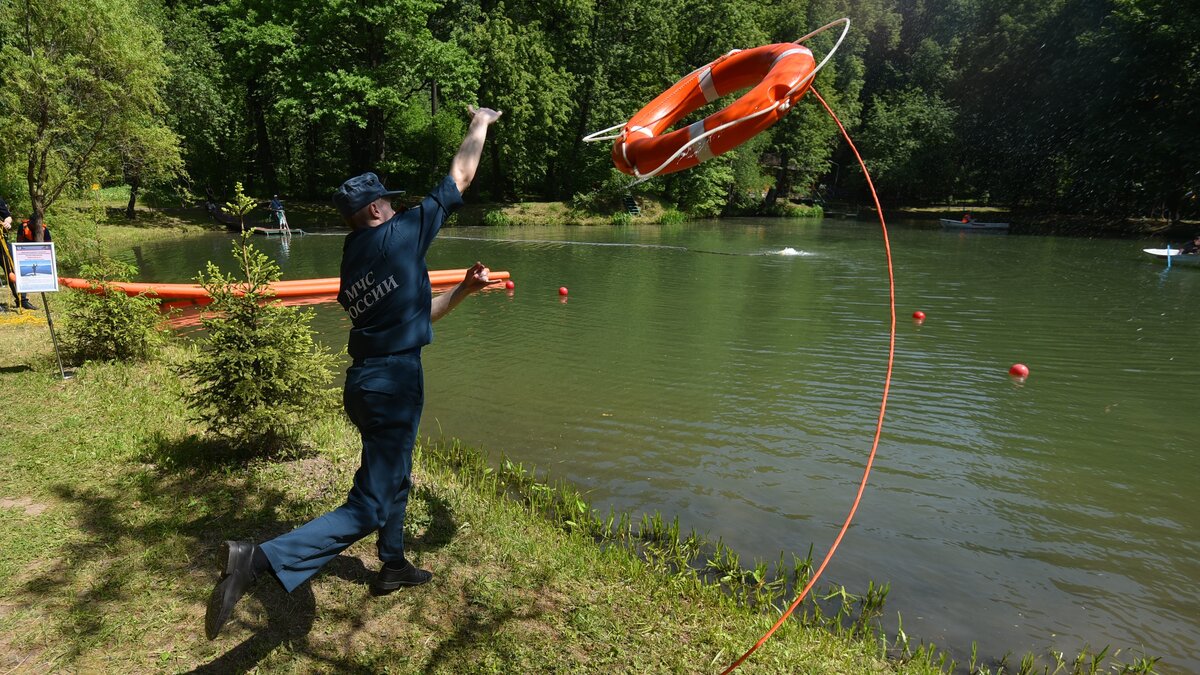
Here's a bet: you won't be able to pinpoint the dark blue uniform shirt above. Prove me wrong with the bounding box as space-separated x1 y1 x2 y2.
338 175 463 360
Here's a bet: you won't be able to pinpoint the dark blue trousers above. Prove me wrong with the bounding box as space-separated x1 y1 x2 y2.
260 351 423 592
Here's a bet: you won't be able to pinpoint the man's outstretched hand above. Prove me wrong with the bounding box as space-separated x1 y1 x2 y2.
461 261 496 295
468 106 503 126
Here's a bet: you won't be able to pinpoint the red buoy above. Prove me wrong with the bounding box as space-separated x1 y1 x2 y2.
912 310 926 321
1009 363 1029 378
558 286 569 296
505 280 515 290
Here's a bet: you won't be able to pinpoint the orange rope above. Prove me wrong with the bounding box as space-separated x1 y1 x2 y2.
721 86 896 673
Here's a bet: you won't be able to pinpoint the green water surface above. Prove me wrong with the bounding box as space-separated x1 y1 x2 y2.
122 219 1200 671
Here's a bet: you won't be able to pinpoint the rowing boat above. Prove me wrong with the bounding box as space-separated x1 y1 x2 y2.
940 218 1010 231
1143 248 1200 265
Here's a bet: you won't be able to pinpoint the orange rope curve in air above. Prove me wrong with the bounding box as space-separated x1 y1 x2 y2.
720 86 896 674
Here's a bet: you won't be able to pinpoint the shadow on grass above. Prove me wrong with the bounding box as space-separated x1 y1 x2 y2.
404 559 557 674
12 429 460 671
139 430 317 473
407 487 458 555
420 605 524 675
185 581 317 675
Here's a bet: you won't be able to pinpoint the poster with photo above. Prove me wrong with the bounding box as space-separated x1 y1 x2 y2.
11 242 59 293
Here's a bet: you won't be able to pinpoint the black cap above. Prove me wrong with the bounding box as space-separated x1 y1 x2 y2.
332 172 404 218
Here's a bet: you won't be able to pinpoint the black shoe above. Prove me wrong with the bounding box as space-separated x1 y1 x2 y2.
20 299 35 310
205 541 259 639
372 560 432 595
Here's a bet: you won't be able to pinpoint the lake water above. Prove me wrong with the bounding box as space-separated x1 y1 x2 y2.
120 219 1200 671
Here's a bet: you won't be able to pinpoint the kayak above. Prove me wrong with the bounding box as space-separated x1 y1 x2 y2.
940 218 1009 231
1143 248 1200 265
58 268 511 301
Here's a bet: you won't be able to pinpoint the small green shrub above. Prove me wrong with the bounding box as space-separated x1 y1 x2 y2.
60 258 167 363
761 202 824 218
657 208 686 225
181 227 337 453
482 209 512 227
609 211 633 226
39 207 104 272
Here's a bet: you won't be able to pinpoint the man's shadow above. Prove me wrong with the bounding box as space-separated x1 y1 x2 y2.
186 581 319 675
189 486 458 672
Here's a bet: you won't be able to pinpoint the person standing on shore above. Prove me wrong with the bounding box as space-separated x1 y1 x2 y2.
205 105 503 640
0 196 19 312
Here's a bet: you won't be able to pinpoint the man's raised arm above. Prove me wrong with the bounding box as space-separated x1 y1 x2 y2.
450 106 503 194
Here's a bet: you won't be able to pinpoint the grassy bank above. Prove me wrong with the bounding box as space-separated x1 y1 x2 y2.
0 325 938 673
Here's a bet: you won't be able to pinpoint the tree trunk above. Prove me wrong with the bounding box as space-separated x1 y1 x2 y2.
430 81 439 177
348 32 386 176
126 175 140 219
26 190 46 241
763 186 777 208
563 4 606 199
304 120 318 199
348 125 367 176
776 148 792 204
346 107 386 175
26 149 48 241
489 141 505 201
366 106 386 170
247 78 277 194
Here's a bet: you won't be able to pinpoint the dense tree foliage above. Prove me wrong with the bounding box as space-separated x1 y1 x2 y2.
0 0 181 232
1 0 1193 221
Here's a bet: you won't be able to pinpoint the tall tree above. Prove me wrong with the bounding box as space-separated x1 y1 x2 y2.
0 0 180 236
158 2 238 202
1053 0 1199 219
549 0 683 198
459 12 573 199
858 87 958 202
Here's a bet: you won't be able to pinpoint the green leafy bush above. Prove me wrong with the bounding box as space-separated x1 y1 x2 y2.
36 206 104 273
761 202 824 218
667 159 734 218
656 208 686 225
181 231 336 452
60 258 167 363
609 211 633 226
482 209 513 227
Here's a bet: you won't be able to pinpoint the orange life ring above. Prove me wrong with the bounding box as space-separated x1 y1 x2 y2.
612 43 816 178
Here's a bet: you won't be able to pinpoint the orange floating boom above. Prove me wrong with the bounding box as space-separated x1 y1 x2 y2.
56 269 510 301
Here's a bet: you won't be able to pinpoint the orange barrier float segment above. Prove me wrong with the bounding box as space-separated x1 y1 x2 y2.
612 43 816 177
428 270 509 285
58 277 210 298
58 269 511 301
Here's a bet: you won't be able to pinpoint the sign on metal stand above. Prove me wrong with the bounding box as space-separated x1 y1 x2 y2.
11 240 71 379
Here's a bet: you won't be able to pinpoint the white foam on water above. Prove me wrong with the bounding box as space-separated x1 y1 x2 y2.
776 247 811 256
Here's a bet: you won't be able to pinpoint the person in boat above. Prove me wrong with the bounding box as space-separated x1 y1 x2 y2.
961 213 975 224
205 104 504 641
1179 234 1200 255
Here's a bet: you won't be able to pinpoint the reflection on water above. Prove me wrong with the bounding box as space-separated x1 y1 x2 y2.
122 220 1200 671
